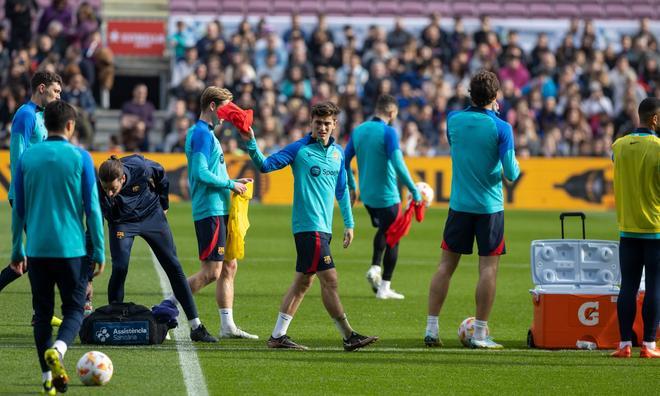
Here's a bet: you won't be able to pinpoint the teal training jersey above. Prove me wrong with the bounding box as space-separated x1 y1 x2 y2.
185 120 235 221
11 136 105 263
447 107 520 214
8 101 47 201
345 117 418 208
247 134 354 234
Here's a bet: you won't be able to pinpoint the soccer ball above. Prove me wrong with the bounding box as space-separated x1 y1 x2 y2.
76 351 113 386
458 317 488 347
408 181 434 207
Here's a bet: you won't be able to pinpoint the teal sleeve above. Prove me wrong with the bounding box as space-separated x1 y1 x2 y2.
11 160 25 261
190 152 235 190
501 150 520 182
391 149 420 201
246 138 267 171
338 183 354 229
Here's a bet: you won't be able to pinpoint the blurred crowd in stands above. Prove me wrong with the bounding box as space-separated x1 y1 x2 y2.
0 0 114 148
1 3 658 157
167 14 658 157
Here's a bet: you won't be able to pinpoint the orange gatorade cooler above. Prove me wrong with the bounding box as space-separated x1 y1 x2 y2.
526 212 646 349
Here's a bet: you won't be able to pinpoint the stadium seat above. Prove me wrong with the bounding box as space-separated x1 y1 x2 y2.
451 2 477 18
503 2 529 18
554 3 579 18
273 0 295 14
196 0 220 14
426 1 452 15
325 0 348 16
579 3 605 18
219 0 245 14
298 0 322 14
528 3 554 18
631 3 654 18
604 4 631 18
171 1 197 14
349 1 373 16
478 3 505 18
400 1 425 16
377 1 400 16
249 0 272 14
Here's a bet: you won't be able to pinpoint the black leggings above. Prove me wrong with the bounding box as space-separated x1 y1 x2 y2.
366 204 401 282
617 237 659 343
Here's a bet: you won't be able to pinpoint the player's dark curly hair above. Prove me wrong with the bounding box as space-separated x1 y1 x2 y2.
311 101 341 119
99 155 125 182
44 100 76 133
469 70 500 108
31 71 62 92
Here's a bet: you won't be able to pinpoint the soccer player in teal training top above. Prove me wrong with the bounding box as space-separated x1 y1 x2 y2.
0 71 62 294
425 70 520 349
10 101 105 394
345 94 422 300
243 101 378 351
177 86 257 339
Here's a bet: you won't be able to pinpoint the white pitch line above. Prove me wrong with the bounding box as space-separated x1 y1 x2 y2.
151 250 209 396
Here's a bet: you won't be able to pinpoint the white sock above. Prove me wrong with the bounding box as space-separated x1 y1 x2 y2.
425 316 439 337
42 371 52 382
219 308 236 332
379 280 391 293
473 320 488 340
52 340 67 358
619 341 632 349
333 313 354 339
271 312 293 338
189 318 201 330
643 341 656 350
167 295 179 305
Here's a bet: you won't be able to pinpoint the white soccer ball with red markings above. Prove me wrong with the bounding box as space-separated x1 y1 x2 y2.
458 317 488 347
407 181 434 207
77 351 113 386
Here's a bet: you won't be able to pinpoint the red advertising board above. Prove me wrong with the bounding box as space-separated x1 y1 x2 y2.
107 20 166 56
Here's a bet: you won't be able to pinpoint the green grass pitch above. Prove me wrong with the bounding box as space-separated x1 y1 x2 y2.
0 203 657 395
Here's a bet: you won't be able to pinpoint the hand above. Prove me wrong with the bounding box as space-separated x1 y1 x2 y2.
349 190 357 207
92 262 105 278
239 127 255 141
231 182 247 195
235 178 253 184
343 228 354 249
86 282 94 301
9 258 27 275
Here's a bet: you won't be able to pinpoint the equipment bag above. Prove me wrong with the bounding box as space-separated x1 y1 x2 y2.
79 302 169 345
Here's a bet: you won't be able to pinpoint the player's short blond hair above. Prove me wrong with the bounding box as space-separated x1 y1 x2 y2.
200 86 233 109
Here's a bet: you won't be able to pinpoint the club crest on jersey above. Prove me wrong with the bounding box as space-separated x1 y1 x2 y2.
132 185 140 192
323 255 332 264
310 166 321 177
332 151 340 161
116 231 125 239
218 246 225 255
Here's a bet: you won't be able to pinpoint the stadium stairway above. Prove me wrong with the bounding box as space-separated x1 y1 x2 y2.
93 109 168 151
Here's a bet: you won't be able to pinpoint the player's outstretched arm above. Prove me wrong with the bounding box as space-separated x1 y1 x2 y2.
146 158 170 211
497 123 521 182
10 159 26 268
79 149 105 268
243 127 301 173
384 126 421 202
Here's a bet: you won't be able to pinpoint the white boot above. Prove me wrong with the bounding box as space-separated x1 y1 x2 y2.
376 280 405 300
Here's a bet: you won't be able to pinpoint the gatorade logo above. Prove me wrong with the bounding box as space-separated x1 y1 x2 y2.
578 302 599 326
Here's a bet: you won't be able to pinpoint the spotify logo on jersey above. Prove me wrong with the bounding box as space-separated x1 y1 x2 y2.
310 166 321 177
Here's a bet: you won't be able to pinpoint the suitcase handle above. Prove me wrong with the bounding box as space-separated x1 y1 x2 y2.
559 212 586 239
